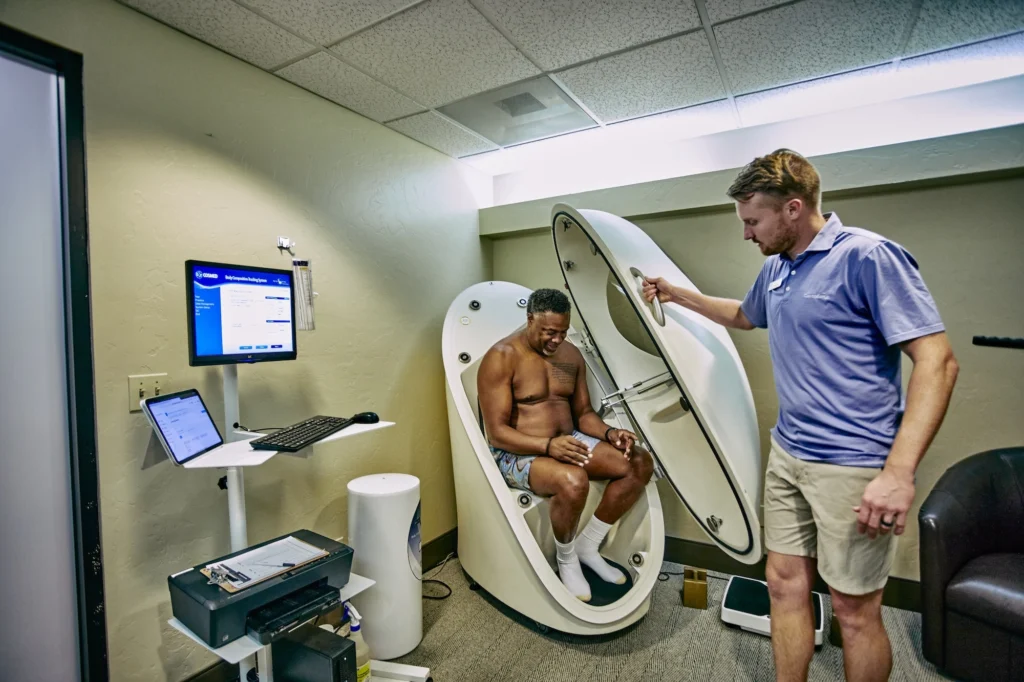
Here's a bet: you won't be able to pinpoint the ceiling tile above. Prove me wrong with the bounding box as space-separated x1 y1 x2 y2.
387 112 499 157
276 52 424 122
736 64 895 127
472 0 701 71
903 0 1024 58
438 76 596 146
240 0 417 47
714 0 916 94
118 0 313 70
897 31 1024 86
705 0 793 24
557 32 725 123
331 0 540 108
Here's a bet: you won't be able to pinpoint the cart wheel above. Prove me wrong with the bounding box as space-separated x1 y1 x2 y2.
534 621 550 634
469 581 480 591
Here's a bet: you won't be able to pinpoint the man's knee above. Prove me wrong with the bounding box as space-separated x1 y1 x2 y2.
766 553 814 604
630 449 654 484
830 589 883 634
555 467 590 504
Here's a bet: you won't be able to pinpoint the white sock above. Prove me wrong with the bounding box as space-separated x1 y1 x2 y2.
575 516 627 585
555 539 591 602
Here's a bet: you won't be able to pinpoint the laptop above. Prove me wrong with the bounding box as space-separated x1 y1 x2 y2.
142 388 277 468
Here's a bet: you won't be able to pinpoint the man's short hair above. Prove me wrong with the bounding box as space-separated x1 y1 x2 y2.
527 288 570 316
727 148 821 210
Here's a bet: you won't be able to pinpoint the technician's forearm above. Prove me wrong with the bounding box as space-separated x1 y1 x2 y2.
884 355 959 478
488 424 550 455
670 287 751 330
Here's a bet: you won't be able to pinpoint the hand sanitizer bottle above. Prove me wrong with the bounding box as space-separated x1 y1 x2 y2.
345 603 371 682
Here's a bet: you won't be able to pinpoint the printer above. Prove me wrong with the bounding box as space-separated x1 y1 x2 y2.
169 529 353 648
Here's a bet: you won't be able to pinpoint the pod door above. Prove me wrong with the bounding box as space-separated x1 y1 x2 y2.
552 204 763 564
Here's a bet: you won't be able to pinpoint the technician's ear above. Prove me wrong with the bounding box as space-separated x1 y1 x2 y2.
785 197 803 219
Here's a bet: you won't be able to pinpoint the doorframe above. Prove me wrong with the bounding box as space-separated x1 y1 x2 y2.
0 23 107 682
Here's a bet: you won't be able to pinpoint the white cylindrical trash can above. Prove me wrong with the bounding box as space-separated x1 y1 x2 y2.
347 474 422 660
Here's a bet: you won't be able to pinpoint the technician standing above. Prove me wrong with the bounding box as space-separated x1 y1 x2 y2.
643 149 958 682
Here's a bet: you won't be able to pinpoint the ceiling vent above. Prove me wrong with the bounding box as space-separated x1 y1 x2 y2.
439 76 596 150
496 92 546 118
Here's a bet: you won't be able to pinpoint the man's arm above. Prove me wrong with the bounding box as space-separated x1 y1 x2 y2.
857 332 959 537
477 345 549 455
886 332 959 478
643 277 756 330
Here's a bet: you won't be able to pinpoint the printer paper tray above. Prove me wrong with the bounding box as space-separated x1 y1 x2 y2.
167 573 376 664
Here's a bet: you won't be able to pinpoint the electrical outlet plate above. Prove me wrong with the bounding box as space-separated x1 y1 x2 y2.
128 373 168 412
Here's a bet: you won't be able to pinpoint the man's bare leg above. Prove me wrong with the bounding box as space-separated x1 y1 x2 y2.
573 442 655 584
584 441 655 524
528 457 591 541
528 457 594 600
830 588 891 682
766 551 817 682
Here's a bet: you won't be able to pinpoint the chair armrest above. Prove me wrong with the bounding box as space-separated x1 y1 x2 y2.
918 489 991 666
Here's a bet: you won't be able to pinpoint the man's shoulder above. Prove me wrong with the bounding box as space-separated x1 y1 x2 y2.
481 337 521 369
834 225 917 268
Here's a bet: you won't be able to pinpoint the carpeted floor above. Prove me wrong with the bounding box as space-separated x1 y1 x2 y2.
396 559 954 682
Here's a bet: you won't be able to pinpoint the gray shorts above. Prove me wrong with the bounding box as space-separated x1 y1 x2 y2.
490 430 601 492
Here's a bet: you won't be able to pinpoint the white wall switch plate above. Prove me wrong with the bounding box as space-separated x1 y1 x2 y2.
128 373 168 412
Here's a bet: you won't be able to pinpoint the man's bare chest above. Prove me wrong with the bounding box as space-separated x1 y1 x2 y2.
512 358 577 403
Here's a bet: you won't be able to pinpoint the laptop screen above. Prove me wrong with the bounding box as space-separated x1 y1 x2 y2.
147 391 223 464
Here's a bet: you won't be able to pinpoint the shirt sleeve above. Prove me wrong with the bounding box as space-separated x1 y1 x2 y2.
740 262 771 329
857 241 945 346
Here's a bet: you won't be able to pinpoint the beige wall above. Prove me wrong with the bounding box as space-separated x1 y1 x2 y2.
1 0 490 680
493 175 1024 581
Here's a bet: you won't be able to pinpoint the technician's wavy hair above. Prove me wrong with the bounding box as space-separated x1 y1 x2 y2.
727 148 821 211
527 288 571 316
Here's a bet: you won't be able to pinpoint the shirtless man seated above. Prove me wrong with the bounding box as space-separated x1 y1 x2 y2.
477 288 655 601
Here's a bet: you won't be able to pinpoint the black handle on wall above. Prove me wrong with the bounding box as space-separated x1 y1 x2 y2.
972 336 1024 349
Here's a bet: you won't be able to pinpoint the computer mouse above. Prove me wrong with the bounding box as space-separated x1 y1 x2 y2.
352 412 379 424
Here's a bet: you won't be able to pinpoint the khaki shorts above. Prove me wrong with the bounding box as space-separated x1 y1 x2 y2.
763 438 897 596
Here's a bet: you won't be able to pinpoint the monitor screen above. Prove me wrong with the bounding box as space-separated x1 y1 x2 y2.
145 390 223 464
186 260 298 366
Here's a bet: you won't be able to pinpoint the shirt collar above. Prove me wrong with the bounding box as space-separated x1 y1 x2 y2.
785 212 841 260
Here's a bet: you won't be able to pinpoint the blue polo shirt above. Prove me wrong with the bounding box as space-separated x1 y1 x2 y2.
740 213 945 467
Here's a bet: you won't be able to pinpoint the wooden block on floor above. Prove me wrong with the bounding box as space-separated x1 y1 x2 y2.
682 567 708 610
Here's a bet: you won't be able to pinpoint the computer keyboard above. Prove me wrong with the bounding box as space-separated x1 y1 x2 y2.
249 416 353 452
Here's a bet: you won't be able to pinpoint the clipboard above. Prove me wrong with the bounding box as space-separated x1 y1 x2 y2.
201 536 328 593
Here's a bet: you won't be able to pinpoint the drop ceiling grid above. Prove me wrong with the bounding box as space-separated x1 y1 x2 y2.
114 0 1024 159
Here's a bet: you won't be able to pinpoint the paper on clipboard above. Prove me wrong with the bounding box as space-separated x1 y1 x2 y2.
293 258 315 331
203 536 326 592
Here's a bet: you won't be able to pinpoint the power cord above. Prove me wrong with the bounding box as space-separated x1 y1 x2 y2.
422 552 455 601
233 422 282 433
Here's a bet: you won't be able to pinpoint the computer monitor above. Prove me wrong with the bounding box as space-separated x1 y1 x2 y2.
186 260 297 366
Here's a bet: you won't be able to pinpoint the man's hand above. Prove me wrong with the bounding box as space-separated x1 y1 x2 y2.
547 435 592 467
854 469 915 538
642 277 676 304
607 429 637 459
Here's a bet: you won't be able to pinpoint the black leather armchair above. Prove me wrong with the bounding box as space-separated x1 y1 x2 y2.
919 447 1024 682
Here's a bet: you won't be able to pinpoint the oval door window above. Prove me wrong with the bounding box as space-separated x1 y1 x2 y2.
605 273 659 358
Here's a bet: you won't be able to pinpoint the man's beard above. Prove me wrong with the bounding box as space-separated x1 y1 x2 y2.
761 221 799 256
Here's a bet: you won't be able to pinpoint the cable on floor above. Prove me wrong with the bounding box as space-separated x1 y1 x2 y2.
422 551 455 601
